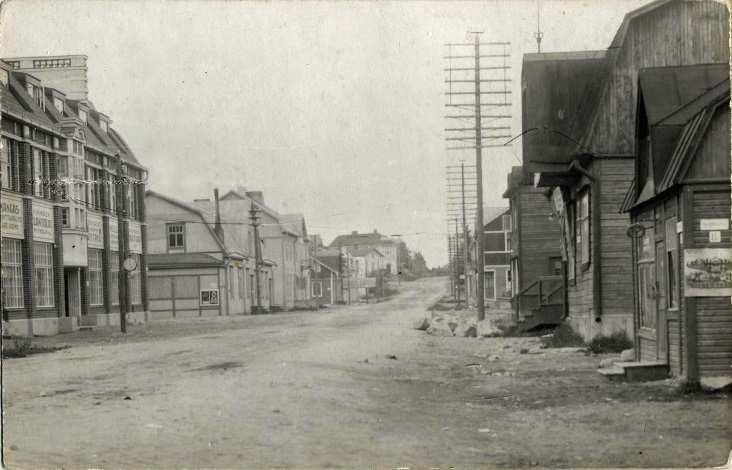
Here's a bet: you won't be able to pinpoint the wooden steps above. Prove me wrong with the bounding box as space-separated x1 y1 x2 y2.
598 361 669 382
518 304 564 332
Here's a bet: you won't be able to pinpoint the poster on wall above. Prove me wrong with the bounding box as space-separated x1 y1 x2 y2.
32 202 55 243
200 289 220 306
87 214 104 249
683 248 732 297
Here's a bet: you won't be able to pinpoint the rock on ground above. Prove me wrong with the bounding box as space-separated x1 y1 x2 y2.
426 322 455 337
454 322 477 338
620 348 635 361
476 319 501 338
413 317 430 331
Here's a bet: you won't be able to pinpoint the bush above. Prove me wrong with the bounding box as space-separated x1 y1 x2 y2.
541 323 585 348
587 331 633 354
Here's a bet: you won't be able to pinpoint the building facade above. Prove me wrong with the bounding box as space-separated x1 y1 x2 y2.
468 207 512 310
1 55 148 336
621 63 731 382
329 230 398 275
522 0 728 341
503 166 565 327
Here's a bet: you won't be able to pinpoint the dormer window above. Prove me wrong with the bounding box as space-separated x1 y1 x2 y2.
26 83 34 97
53 97 63 113
78 109 87 124
100 120 108 132
0 69 8 86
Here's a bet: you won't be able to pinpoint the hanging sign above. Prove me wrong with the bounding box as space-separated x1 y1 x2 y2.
32 201 55 243
128 221 142 254
87 213 104 249
0 192 24 239
109 217 119 251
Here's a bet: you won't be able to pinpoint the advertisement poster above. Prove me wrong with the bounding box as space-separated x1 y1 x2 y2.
683 248 732 297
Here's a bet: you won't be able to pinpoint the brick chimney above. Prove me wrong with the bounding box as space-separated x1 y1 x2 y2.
214 188 224 243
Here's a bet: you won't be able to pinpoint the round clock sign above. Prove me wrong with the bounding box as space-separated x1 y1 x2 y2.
122 256 138 272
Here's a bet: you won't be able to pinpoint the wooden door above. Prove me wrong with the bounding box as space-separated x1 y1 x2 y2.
655 241 668 362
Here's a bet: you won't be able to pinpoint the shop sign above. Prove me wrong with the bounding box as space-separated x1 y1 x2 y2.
0 192 24 239
128 221 142 254
87 213 104 249
700 218 730 231
32 201 55 243
683 248 732 297
109 218 119 251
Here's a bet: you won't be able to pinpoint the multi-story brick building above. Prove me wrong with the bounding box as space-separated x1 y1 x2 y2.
1 55 148 335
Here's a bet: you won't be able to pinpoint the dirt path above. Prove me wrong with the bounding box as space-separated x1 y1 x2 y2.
3 277 731 469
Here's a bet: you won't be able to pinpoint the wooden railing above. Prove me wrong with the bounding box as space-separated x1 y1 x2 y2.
515 275 564 319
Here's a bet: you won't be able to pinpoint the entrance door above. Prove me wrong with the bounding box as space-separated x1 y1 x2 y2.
484 270 496 301
655 241 668 362
65 268 82 319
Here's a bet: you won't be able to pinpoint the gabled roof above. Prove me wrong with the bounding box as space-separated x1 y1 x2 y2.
608 0 675 50
146 190 230 255
312 257 339 276
348 246 384 258
329 231 395 248
621 64 730 212
483 206 509 225
279 213 307 238
3 71 58 132
220 189 281 220
639 63 729 126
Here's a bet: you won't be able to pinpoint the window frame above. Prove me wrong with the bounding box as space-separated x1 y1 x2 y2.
1 238 24 308
87 248 104 306
311 280 323 298
33 242 55 308
166 223 186 250
109 251 120 306
577 190 591 271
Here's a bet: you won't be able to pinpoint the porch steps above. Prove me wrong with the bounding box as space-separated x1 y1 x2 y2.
598 361 669 382
518 304 564 332
78 326 95 331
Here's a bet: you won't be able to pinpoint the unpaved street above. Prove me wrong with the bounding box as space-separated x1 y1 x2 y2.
3 277 731 469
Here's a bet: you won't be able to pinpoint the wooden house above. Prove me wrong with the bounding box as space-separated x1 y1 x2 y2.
503 166 565 330
468 207 512 311
522 0 729 341
620 63 730 383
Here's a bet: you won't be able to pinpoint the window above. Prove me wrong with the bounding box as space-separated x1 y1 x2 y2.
167 223 185 249
312 280 323 297
33 242 54 307
26 83 34 98
100 120 108 133
666 217 679 310
0 69 8 87
53 97 63 113
130 254 142 305
484 270 496 300
88 249 103 306
1 137 9 189
109 252 119 306
61 208 69 227
1 238 24 308
2 138 20 190
78 109 87 124
502 214 512 232
33 148 42 196
578 191 591 267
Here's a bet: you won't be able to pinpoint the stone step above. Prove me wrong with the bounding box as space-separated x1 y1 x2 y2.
598 361 669 382
597 367 626 382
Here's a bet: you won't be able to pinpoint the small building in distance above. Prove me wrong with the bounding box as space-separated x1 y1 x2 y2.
468 207 512 312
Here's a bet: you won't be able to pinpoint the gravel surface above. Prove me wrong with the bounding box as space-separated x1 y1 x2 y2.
3 277 730 468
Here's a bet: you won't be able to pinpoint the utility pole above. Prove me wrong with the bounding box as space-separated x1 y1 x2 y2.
115 153 127 333
444 33 511 322
249 201 263 314
473 32 486 321
461 161 470 305
454 219 461 305
535 0 544 53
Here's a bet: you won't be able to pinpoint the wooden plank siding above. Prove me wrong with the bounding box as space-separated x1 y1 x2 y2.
584 1 729 155
517 187 563 292
598 158 635 320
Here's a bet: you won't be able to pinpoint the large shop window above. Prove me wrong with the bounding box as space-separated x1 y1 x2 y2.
1 238 24 308
577 191 591 268
33 242 54 307
109 252 120 305
130 254 142 305
88 249 103 306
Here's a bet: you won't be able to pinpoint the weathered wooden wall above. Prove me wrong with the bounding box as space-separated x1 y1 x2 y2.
585 0 729 155
518 187 563 290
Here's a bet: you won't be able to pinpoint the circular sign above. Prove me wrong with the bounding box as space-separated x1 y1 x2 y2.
122 256 138 272
626 223 646 239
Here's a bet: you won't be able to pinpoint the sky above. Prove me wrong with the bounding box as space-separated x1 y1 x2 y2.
0 0 651 268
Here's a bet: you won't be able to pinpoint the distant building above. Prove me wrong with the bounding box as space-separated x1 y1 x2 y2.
329 230 399 275
468 207 512 311
1 55 147 335
145 190 274 317
310 257 340 306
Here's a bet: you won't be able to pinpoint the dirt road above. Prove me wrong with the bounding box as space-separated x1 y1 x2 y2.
3 277 731 468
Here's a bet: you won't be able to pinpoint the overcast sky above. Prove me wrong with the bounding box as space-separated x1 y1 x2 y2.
1 0 650 267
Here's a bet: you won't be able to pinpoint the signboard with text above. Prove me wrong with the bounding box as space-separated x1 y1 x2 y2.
0 192 24 239
87 213 104 249
32 201 55 243
109 218 119 251
128 221 142 254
